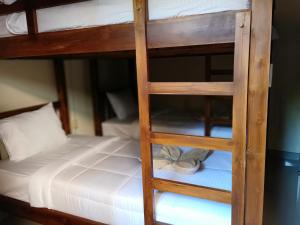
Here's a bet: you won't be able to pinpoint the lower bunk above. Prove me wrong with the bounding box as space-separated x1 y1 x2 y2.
0 135 232 225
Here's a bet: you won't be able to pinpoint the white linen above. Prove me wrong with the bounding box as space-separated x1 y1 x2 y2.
0 0 250 37
0 135 232 225
0 103 67 161
103 110 233 140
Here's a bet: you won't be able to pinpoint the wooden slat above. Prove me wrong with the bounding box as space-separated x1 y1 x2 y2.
148 82 234 96
245 0 273 225
151 132 233 151
231 12 251 225
152 178 232 204
134 0 154 225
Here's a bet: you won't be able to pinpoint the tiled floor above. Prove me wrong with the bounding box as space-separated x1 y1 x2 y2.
1 157 299 225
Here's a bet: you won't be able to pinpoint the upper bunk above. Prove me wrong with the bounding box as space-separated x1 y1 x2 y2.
0 0 251 58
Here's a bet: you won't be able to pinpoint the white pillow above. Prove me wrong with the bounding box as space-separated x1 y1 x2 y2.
107 89 138 120
0 103 68 161
0 0 16 5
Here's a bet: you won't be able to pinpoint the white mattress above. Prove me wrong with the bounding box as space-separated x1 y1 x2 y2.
0 135 232 225
103 110 232 140
0 0 250 37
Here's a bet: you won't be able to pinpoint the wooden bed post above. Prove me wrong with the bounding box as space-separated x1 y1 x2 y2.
89 59 103 136
245 0 273 225
53 59 71 134
25 0 38 36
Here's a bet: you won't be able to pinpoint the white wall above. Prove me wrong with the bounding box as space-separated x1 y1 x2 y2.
0 60 57 111
0 59 94 136
65 60 94 135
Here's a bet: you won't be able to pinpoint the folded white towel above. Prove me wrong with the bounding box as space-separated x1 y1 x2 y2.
153 145 210 174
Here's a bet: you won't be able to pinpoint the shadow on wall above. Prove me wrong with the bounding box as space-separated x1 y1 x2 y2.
267 0 300 154
0 60 57 112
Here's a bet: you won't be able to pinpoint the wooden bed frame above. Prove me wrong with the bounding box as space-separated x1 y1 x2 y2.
0 0 273 225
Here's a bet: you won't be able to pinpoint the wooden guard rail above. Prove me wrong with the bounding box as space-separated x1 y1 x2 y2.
134 0 251 225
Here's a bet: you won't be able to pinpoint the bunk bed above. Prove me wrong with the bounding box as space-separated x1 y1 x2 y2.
0 0 273 225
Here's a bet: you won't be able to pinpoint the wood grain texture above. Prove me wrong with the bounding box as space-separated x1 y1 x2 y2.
245 0 273 225
148 82 234 96
54 59 71 134
0 11 238 59
152 178 232 204
133 0 154 224
231 12 251 225
151 132 233 152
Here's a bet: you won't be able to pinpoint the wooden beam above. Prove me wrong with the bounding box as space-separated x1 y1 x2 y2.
89 59 103 136
25 0 38 36
54 59 71 134
245 0 273 225
231 12 251 225
148 82 234 96
0 11 239 59
152 178 232 204
151 132 233 152
134 0 154 224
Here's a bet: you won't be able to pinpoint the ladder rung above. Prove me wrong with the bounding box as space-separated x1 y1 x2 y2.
152 178 232 204
148 82 234 96
151 132 233 152
210 69 234 75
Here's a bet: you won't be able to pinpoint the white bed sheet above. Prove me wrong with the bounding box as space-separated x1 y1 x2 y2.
0 0 250 37
103 110 232 139
0 135 232 225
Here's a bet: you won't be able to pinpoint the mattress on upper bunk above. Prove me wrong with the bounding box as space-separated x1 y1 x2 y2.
0 0 250 37
102 110 232 139
0 135 232 225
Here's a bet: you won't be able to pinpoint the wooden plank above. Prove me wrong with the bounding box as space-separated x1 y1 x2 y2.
245 0 273 225
148 11 236 49
231 12 251 225
0 11 239 59
54 59 71 134
133 0 154 224
152 178 232 204
148 82 234 96
151 132 233 152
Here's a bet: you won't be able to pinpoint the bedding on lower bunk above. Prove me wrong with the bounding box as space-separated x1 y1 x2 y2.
0 0 250 37
102 110 232 139
0 135 232 225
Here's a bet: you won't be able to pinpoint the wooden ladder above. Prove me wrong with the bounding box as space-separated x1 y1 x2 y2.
134 1 251 225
